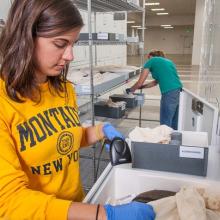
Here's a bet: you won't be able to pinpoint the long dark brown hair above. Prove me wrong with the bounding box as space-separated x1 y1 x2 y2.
0 0 83 102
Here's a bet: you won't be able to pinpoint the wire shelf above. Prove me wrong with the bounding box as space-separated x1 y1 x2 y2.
76 40 127 46
74 0 143 12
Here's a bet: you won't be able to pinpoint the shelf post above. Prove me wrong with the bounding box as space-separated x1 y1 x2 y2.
88 0 95 126
87 0 97 183
141 0 145 66
139 0 146 127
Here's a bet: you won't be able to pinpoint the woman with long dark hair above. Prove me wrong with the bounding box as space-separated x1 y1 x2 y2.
0 0 155 219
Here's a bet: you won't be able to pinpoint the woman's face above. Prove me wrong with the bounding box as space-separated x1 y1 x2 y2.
34 28 81 83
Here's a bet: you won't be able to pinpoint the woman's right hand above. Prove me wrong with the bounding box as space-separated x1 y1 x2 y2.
104 201 155 220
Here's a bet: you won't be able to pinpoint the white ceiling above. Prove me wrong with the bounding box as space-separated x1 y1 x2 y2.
145 0 196 16
128 0 196 27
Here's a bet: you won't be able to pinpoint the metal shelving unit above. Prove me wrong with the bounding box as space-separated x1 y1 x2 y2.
74 0 144 186
73 67 141 96
74 0 143 125
75 0 143 12
76 41 127 46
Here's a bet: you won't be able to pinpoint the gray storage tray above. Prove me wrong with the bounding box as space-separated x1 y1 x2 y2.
131 141 208 176
110 94 138 108
94 101 125 118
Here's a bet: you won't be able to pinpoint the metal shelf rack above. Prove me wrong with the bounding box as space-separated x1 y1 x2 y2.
74 0 143 12
76 40 127 46
74 0 144 184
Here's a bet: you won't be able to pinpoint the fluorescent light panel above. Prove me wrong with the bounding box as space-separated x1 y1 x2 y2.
164 26 174 29
157 12 169 15
145 2 160 6
151 8 165 11
131 25 142 28
161 25 171 27
127 21 135 24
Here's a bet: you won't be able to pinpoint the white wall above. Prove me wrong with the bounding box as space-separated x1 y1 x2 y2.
192 0 205 65
144 27 194 55
0 0 11 20
146 15 195 27
72 44 127 68
80 11 127 36
72 11 127 68
79 10 95 33
95 12 127 35
198 0 220 105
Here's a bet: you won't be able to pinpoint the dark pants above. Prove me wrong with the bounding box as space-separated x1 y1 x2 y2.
160 88 181 130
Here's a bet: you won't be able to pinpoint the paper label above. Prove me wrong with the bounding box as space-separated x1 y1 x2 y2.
81 85 91 93
179 146 204 159
121 104 126 111
97 32 108 40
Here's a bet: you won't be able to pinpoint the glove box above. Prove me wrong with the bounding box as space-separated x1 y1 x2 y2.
110 94 138 108
94 100 126 118
131 131 209 176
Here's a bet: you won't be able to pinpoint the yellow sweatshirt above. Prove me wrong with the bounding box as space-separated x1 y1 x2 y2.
0 79 86 220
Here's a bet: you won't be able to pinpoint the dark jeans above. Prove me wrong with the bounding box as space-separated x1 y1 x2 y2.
160 88 181 130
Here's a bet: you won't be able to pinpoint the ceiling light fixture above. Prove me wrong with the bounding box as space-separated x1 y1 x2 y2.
145 2 160 6
131 25 142 28
164 26 174 29
137 27 147 29
161 25 171 27
127 21 135 24
151 8 165 11
157 12 169 15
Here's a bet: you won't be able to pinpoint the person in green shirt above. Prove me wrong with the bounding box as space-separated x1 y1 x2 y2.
126 50 183 130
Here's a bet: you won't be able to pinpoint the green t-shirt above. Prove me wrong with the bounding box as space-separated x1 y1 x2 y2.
143 57 182 94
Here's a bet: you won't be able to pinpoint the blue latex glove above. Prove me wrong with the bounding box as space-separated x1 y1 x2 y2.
102 123 124 151
104 201 155 220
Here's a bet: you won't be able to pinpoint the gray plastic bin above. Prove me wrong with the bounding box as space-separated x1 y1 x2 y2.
131 131 209 176
134 93 145 106
110 94 138 108
94 101 126 118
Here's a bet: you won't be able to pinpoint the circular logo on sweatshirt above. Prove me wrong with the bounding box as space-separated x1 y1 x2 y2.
57 131 74 155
